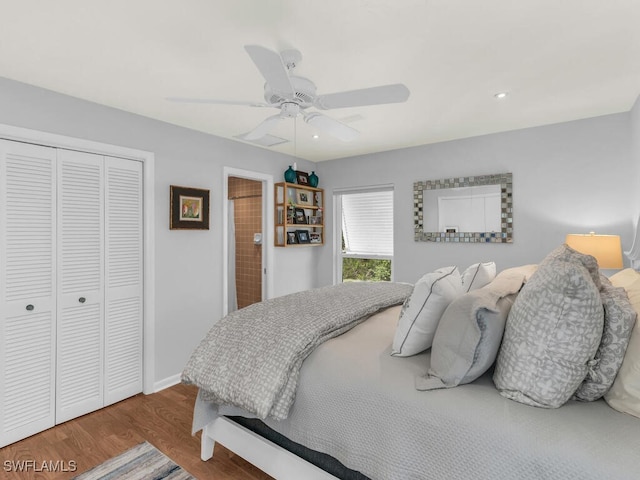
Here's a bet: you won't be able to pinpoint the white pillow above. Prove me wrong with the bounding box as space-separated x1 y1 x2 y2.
462 262 496 292
391 266 463 357
608 268 640 289
605 270 640 418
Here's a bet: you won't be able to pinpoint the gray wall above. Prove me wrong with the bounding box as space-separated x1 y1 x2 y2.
1 74 638 386
0 77 318 386
631 96 640 213
316 111 636 285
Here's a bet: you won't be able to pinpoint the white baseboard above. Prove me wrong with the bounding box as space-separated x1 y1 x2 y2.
153 373 182 393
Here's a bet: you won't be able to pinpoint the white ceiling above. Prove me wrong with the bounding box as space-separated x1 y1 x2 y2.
0 0 639 162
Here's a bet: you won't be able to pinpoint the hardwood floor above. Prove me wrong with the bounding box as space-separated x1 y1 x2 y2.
0 384 274 480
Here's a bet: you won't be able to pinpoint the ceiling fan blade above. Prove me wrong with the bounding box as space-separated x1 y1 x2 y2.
304 112 359 142
315 83 410 110
241 114 284 141
165 97 270 107
244 45 295 98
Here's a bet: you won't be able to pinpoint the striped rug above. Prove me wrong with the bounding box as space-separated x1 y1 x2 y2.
73 442 194 479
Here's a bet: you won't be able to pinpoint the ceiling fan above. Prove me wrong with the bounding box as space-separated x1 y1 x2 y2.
167 45 410 143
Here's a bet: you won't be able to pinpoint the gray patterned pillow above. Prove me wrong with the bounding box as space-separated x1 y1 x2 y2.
542 243 602 289
573 281 637 401
493 253 604 408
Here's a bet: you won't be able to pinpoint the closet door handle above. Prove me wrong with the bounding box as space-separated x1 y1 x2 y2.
26 304 34 311
79 297 86 304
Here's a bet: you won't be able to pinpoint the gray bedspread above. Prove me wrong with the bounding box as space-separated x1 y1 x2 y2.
194 305 640 480
182 281 412 420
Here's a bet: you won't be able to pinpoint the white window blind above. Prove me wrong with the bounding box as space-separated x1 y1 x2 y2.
341 189 393 257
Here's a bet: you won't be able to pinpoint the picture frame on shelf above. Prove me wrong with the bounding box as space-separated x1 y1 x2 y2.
296 171 309 185
309 232 322 244
287 231 298 244
297 191 311 205
294 207 307 224
296 229 311 243
309 216 321 225
170 185 210 230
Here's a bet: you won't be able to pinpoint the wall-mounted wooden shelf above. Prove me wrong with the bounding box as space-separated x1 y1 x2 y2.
274 182 324 247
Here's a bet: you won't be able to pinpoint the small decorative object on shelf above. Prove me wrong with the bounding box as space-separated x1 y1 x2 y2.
284 165 296 183
296 170 309 185
294 208 307 224
308 171 319 188
296 190 311 205
296 230 311 243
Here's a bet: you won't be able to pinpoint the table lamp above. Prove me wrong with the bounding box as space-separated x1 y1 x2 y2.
565 232 623 269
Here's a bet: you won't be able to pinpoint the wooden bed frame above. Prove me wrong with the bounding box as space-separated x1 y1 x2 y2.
201 416 339 480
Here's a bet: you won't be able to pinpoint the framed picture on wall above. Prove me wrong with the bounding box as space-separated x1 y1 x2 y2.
170 185 210 230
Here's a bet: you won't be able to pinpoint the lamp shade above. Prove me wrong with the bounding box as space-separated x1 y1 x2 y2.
565 233 623 269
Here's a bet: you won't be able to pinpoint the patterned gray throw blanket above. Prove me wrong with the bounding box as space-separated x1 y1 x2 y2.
182 281 412 420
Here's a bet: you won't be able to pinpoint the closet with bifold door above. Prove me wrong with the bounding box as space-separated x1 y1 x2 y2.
0 139 143 447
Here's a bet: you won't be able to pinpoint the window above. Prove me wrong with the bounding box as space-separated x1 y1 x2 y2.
335 187 393 282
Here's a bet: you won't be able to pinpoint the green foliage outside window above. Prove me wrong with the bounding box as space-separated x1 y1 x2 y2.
342 258 391 282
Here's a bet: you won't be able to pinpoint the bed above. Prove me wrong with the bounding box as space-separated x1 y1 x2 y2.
182 247 640 480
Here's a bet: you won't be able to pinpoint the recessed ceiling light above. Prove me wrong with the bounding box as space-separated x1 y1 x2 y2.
494 92 509 99
312 134 319 139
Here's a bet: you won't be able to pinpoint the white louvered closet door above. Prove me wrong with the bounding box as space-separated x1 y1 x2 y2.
56 149 104 423
0 140 57 447
104 157 143 406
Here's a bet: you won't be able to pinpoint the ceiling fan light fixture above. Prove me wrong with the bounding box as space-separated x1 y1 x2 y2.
168 44 408 146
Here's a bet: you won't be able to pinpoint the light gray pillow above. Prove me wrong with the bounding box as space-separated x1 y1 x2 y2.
574 281 637 401
416 268 526 391
494 253 604 408
416 293 516 391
